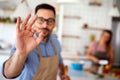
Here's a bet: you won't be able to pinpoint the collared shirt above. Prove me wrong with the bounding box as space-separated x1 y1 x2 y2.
2 34 63 80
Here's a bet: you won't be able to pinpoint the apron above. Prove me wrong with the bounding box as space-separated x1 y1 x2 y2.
92 42 110 72
32 40 59 80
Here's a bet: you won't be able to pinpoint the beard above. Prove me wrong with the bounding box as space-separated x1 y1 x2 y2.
33 24 52 40
36 28 51 39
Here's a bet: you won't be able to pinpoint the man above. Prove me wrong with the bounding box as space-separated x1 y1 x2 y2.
2 3 70 80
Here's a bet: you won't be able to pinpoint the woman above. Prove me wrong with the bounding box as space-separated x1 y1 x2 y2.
86 30 114 73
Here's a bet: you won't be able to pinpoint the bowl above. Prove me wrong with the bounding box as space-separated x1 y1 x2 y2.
71 63 83 70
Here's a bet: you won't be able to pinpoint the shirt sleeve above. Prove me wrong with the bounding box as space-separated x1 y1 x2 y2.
2 60 7 78
2 46 17 79
9 46 16 56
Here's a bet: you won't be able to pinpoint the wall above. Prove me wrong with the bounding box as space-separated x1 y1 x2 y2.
117 0 120 13
59 0 113 54
0 23 16 45
0 0 113 55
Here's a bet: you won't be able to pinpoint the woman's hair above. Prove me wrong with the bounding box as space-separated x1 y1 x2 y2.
102 29 112 51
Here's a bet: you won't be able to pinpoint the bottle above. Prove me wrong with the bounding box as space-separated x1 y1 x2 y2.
98 65 104 78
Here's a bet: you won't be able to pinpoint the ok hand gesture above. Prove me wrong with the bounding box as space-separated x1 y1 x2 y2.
16 14 44 56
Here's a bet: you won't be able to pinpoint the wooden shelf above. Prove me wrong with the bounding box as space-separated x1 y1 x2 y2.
82 24 105 31
0 8 15 11
62 34 80 39
0 22 15 25
89 2 102 6
82 27 105 31
64 15 81 19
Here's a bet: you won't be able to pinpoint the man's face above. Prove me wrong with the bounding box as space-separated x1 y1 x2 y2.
34 9 55 37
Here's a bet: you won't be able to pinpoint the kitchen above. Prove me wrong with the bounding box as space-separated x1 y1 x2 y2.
0 0 120 80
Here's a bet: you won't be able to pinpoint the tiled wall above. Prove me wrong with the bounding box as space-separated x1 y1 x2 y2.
60 0 112 54
0 0 113 55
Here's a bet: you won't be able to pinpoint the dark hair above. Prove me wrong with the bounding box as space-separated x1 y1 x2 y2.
102 29 112 51
35 3 56 16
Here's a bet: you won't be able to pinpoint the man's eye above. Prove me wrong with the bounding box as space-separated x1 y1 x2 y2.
48 19 54 22
39 18 44 22
48 19 53 22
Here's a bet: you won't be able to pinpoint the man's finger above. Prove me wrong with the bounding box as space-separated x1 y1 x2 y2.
36 32 44 45
16 16 21 32
21 14 31 30
27 15 38 30
31 28 36 33
22 14 31 25
32 27 40 33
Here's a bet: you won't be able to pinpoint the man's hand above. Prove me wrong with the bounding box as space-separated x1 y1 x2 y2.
60 65 70 80
61 75 70 80
16 14 44 55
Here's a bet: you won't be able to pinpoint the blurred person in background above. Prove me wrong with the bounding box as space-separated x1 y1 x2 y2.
2 3 70 80
86 30 114 73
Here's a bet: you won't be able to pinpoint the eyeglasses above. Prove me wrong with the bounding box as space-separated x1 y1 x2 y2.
37 17 55 25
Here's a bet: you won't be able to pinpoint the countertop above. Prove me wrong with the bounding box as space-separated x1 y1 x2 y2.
66 69 119 80
0 49 10 55
0 53 119 80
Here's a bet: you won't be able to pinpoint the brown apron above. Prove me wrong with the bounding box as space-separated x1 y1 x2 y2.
93 42 109 66
92 42 109 73
32 40 59 80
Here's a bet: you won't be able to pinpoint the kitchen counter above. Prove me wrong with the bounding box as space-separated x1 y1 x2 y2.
61 52 89 60
64 69 119 80
3 51 117 80
62 55 88 61
0 49 10 55
0 54 119 80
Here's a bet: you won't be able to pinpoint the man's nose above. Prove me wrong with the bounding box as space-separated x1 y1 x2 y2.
42 21 48 28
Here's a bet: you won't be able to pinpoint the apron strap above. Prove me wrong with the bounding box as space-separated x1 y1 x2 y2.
50 40 58 55
37 46 43 57
37 39 58 57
